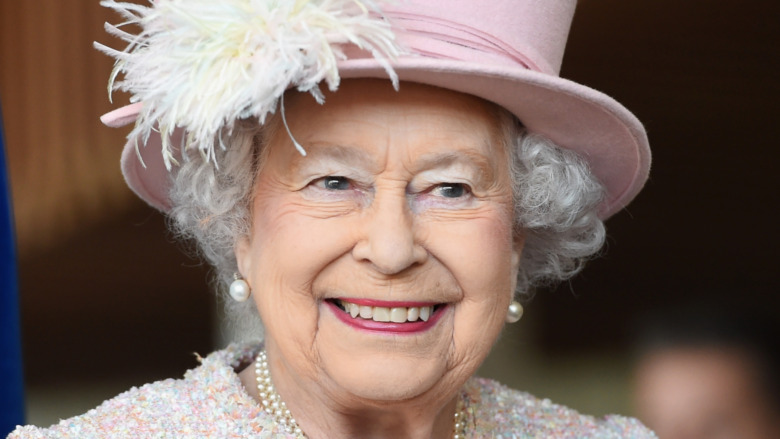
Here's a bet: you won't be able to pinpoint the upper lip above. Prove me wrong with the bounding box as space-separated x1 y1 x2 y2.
330 298 442 307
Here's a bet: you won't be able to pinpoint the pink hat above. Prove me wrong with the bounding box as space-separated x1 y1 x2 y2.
99 0 650 219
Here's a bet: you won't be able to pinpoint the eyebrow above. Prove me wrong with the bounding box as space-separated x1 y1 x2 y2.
291 143 377 173
414 150 496 181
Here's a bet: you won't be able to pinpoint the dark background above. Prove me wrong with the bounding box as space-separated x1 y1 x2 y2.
7 0 779 400
537 0 779 352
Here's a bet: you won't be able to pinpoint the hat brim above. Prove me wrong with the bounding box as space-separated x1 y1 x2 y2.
106 56 650 219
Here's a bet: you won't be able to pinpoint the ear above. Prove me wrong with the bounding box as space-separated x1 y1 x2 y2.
508 233 525 299
511 231 525 274
235 234 253 279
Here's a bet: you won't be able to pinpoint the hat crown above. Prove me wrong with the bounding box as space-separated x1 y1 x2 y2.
382 0 577 75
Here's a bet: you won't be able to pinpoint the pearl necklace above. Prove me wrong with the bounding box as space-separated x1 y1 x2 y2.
254 350 468 438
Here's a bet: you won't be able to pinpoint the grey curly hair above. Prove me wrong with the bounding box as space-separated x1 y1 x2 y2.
168 102 605 337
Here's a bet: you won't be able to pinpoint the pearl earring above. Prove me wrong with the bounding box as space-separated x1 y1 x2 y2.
229 273 251 302
505 300 524 323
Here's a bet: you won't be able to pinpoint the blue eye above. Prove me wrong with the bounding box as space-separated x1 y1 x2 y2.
433 183 469 198
321 176 351 190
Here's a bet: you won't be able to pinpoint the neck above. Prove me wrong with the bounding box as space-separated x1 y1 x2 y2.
296 396 460 439
239 349 464 439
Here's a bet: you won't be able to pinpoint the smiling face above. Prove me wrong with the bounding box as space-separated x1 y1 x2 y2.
236 80 521 409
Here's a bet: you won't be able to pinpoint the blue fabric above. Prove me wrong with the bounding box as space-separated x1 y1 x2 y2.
0 102 25 435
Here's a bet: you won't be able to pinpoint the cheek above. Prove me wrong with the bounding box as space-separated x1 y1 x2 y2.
248 193 360 294
246 196 362 363
427 211 515 319
423 212 515 366
427 213 516 294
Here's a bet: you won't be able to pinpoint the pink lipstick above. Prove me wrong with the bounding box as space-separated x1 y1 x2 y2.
325 299 447 334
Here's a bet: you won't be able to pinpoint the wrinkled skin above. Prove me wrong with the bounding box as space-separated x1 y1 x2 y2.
237 80 522 438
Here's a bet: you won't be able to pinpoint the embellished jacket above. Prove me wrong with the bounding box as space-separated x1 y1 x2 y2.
9 343 656 438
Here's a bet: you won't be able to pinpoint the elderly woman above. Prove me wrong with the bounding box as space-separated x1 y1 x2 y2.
11 0 654 437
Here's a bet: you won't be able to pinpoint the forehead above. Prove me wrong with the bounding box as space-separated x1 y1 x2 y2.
269 79 508 167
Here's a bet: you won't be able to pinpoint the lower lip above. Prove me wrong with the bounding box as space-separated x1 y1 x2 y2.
325 301 447 334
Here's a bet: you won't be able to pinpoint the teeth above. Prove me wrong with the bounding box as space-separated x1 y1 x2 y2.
420 306 431 322
390 307 407 323
372 307 390 322
349 303 360 318
337 301 437 323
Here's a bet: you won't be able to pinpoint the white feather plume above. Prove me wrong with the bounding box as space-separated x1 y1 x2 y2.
95 0 404 169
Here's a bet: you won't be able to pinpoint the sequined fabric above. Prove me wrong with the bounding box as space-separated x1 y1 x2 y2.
9 343 655 438
459 378 656 438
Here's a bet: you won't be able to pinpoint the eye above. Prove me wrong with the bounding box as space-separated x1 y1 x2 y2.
315 176 351 191
431 183 470 198
300 174 368 206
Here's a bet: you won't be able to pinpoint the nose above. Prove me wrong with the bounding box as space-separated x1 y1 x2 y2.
352 192 428 275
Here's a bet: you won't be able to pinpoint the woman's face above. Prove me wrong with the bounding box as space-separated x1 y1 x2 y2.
237 80 522 406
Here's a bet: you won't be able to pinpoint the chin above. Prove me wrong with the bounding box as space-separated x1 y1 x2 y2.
320 349 452 403
313 307 461 404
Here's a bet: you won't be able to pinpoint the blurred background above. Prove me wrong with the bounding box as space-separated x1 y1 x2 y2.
1 0 778 432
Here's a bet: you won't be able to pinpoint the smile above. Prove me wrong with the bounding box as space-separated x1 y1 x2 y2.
331 299 442 322
325 299 447 333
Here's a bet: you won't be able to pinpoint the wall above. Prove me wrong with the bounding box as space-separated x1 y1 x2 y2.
1 0 134 256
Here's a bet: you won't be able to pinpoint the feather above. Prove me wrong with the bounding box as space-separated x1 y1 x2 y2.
96 0 404 169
